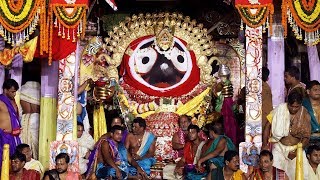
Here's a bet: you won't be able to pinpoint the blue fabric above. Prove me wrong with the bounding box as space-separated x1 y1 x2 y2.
95 143 129 179
77 92 87 123
96 163 128 179
128 132 156 175
205 135 235 168
138 132 155 157
302 98 320 133
185 168 207 180
207 156 225 168
128 157 156 176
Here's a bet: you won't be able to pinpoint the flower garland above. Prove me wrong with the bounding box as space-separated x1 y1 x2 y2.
282 0 320 45
236 4 274 34
48 4 87 64
0 0 37 30
0 0 47 51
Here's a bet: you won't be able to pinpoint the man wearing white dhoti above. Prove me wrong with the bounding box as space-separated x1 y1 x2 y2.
266 91 311 180
20 81 40 159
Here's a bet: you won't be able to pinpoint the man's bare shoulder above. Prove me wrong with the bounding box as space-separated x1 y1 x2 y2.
0 101 8 113
0 100 6 108
126 133 134 140
100 139 110 150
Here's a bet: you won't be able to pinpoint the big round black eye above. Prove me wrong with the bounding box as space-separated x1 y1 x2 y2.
177 55 184 63
142 57 150 64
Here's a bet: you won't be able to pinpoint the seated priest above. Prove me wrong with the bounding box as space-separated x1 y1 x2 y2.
10 152 40 180
16 143 43 174
198 120 235 177
77 122 95 175
125 117 157 176
174 124 206 180
43 153 80 180
104 116 129 144
172 115 192 159
86 125 147 179
211 150 246 179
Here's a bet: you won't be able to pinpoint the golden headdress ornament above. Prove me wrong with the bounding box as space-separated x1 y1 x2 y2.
92 12 216 85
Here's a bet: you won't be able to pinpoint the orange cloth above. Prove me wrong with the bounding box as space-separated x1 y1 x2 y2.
262 81 273 124
10 169 40 180
183 142 194 165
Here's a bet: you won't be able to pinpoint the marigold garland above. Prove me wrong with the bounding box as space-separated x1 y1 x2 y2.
48 4 87 65
282 0 320 45
282 0 320 32
236 4 274 34
0 0 47 54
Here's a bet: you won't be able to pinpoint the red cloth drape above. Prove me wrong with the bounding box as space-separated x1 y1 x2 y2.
34 28 77 61
235 0 272 5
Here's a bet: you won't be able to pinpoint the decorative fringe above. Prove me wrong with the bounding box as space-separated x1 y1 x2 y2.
0 0 47 50
236 4 273 35
48 4 87 65
282 0 320 45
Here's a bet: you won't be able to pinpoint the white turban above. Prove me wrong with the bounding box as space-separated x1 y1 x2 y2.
20 81 40 105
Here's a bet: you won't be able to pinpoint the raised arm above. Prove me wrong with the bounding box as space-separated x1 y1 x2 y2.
172 133 184 150
78 79 92 95
101 141 118 170
262 121 271 150
198 138 226 164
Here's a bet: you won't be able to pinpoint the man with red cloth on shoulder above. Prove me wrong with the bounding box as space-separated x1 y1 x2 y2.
10 152 40 180
174 125 207 179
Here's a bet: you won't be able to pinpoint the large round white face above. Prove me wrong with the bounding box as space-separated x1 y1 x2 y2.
127 36 194 91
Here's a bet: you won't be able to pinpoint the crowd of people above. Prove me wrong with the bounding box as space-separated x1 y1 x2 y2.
1 65 320 180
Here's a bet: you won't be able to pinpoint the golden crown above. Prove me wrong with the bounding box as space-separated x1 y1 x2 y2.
83 12 217 85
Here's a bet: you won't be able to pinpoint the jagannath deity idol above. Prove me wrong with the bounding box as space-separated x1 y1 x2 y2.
81 12 224 160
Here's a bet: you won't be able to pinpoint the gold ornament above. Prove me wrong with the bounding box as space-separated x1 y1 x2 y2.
100 12 215 85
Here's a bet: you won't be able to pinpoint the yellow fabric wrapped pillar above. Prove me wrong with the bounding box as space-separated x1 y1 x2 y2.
295 143 303 180
1 144 9 180
39 97 57 170
93 104 107 142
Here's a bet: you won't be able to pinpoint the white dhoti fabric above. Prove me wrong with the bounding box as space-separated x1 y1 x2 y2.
162 164 183 180
272 142 309 180
78 132 95 174
20 113 40 159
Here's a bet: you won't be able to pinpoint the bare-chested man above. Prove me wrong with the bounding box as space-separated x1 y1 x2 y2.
86 125 146 179
265 91 311 179
302 80 320 145
0 79 21 168
125 117 156 176
174 125 206 179
172 115 191 159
